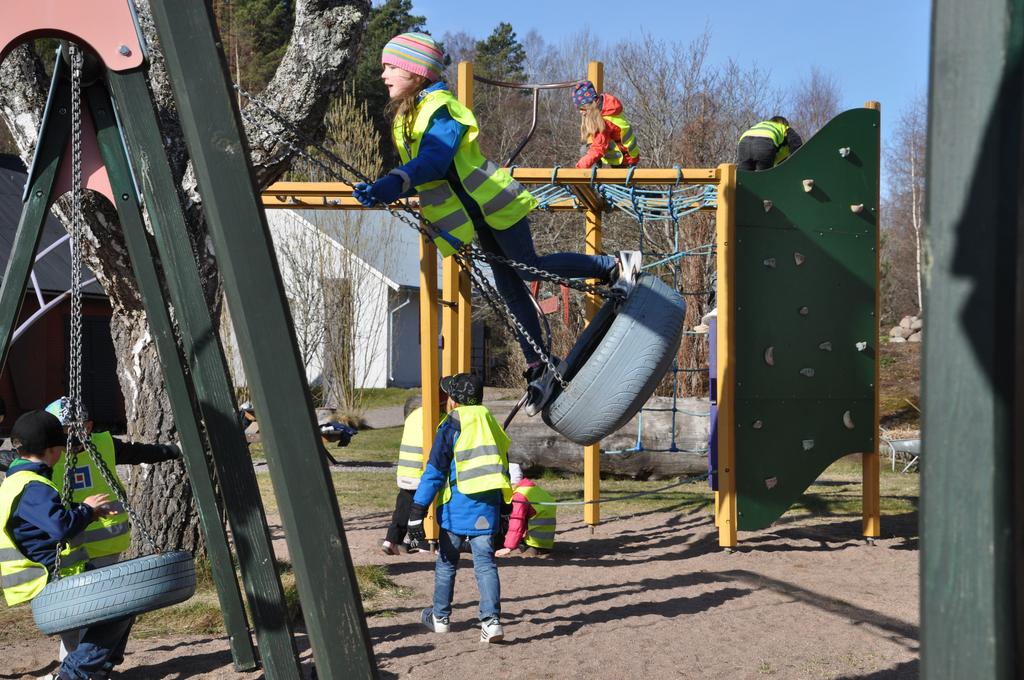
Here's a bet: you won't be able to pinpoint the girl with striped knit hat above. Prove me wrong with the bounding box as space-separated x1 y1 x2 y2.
355 32 630 413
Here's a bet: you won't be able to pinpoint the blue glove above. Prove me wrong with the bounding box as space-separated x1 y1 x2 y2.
353 173 403 207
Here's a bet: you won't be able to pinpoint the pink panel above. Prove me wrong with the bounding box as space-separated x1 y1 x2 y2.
53 106 115 206
0 0 144 72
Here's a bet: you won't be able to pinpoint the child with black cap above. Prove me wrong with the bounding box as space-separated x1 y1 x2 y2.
406 372 512 643
0 410 132 680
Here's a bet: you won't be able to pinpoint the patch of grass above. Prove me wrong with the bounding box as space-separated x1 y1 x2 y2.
353 387 420 411
327 426 403 464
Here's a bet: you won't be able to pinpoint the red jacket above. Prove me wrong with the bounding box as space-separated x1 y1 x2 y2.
504 478 537 549
576 93 640 169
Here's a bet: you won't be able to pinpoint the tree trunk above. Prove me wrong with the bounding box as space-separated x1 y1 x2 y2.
493 397 712 480
0 0 370 555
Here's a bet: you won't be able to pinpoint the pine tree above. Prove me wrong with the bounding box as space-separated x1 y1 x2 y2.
474 22 527 82
350 0 427 167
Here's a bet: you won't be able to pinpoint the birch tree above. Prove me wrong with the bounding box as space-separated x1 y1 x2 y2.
0 0 370 554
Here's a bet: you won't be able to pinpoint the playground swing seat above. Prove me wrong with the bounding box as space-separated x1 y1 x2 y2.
26 44 196 636
541 271 687 445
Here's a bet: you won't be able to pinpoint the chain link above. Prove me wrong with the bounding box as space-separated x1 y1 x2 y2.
235 85 624 386
57 47 157 575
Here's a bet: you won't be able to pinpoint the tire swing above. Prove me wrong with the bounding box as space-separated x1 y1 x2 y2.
542 273 687 446
31 45 196 636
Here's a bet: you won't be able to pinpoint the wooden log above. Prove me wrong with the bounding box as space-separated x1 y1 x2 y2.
495 396 710 480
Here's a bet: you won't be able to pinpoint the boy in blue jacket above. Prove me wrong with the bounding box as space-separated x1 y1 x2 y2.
0 410 130 680
407 373 512 643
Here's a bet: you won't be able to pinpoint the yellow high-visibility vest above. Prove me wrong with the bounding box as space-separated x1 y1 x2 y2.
0 468 88 606
739 120 794 166
600 111 640 167
515 483 557 549
392 89 538 257
51 432 130 566
440 405 512 504
396 407 426 481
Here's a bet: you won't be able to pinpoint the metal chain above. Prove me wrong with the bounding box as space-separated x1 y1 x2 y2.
57 47 157 575
234 85 622 385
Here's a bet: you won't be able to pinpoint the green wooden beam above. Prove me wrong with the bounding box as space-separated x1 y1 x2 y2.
922 1 1023 677
103 69 302 676
85 79 258 672
147 2 377 678
0 59 72 366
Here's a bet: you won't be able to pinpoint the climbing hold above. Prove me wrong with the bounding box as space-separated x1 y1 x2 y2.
850 203 865 214
802 439 815 451
793 252 805 266
839 147 851 157
764 346 775 366
763 257 777 268
798 306 810 316
843 410 856 429
802 179 814 192
764 477 778 490
763 199 773 213
818 341 833 352
799 368 815 378
855 341 868 352
752 419 764 430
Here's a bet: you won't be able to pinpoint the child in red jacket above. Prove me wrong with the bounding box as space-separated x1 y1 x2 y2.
496 464 557 557
574 80 641 169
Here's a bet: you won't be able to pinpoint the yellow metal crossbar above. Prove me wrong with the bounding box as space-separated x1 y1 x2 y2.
261 167 721 211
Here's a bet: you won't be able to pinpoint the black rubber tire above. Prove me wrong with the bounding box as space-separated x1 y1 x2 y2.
542 274 686 445
32 551 196 635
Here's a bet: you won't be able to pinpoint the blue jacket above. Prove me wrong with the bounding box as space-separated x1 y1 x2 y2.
412 414 503 536
5 459 94 571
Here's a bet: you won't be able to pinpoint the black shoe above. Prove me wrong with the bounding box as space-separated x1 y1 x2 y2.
523 358 564 417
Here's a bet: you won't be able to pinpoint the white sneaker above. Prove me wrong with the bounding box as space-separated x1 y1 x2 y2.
611 250 642 296
421 607 450 633
480 617 504 643
38 674 59 680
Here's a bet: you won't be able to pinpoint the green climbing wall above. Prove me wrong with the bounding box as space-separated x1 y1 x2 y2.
732 108 879 531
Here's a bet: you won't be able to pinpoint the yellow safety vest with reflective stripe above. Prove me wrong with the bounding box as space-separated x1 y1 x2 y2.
601 111 640 167
392 89 538 257
739 120 794 166
515 483 557 549
440 405 512 504
0 468 89 606
396 407 426 482
50 432 130 565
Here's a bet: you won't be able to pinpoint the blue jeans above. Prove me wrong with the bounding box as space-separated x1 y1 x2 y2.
433 531 500 622
60 616 133 680
476 217 616 364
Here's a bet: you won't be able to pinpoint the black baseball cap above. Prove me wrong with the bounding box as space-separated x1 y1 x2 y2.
11 410 65 455
439 373 484 406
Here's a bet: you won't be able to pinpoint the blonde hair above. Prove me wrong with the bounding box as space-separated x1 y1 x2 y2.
579 100 606 143
387 73 432 141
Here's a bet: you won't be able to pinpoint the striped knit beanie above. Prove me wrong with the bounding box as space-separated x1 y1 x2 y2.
381 32 445 83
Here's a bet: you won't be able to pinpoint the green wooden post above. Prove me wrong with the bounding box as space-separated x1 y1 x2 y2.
923 1 1022 677
0 61 71 361
102 70 303 676
84 80 258 672
148 2 377 678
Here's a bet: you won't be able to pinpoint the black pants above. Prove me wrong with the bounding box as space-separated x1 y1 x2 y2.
736 136 778 171
386 488 416 544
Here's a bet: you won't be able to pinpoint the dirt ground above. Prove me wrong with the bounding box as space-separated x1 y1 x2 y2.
3 503 919 680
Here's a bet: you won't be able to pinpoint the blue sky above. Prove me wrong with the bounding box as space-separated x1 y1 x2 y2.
404 0 931 155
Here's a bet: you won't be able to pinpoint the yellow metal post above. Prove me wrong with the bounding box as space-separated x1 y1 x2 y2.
862 101 881 538
442 260 459 376
582 60 604 528
456 61 474 374
419 233 441 541
715 163 738 548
